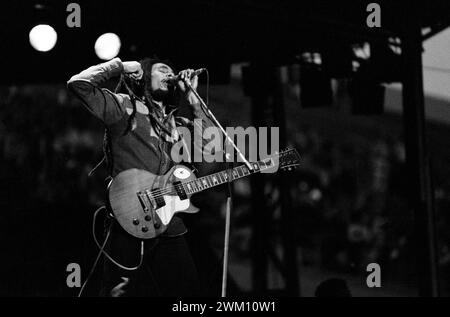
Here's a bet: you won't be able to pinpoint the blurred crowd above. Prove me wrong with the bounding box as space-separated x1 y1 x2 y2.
287 120 450 290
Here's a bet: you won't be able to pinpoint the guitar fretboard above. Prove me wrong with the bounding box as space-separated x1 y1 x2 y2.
182 158 275 195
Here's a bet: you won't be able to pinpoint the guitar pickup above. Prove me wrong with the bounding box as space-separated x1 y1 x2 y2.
147 189 166 209
173 181 188 200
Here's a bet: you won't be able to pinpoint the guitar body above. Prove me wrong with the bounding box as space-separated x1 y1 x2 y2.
108 165 199 240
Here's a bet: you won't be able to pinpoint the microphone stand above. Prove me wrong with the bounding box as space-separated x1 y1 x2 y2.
184 80 253 298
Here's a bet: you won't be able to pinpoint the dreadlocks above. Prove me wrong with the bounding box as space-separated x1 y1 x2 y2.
114 56 181 134
89 56 185 177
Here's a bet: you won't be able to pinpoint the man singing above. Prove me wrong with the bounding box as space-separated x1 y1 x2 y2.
67 56 214 296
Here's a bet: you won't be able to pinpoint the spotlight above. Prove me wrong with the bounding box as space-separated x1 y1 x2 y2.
95 33 121 60
29 24 57 52
301 52 322 65
352 42 371 60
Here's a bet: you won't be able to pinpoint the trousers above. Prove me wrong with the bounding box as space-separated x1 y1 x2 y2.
100 218 202 297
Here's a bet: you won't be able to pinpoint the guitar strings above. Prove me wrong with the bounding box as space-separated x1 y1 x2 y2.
138 151 293 199
145 161 277 198
145 163 260 198
144 155 293 198
145 170 241 199
145 176 229 198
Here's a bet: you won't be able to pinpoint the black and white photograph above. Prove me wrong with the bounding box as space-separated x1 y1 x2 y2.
0 0 450 302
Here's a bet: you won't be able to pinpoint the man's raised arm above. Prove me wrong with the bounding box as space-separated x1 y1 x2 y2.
67 57 133 125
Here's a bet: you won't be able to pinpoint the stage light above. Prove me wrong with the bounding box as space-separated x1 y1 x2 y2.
29 24 57 52
95 33 121 60
352 42 371 60
388 37 402 55
301 52 322 65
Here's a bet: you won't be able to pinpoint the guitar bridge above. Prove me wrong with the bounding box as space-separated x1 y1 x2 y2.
145 190 157 209
137 192 151 213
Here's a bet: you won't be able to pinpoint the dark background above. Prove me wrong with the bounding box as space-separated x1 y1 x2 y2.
0 0 450 296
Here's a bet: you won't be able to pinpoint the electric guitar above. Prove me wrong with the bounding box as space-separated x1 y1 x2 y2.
108 148 301 239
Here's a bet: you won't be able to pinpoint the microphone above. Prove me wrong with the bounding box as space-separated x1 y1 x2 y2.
163 68 206 84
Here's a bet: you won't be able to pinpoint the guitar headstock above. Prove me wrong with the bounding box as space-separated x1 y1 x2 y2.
278 148 301 171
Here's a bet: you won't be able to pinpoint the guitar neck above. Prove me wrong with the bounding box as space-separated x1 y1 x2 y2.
182 158 276 195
